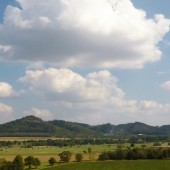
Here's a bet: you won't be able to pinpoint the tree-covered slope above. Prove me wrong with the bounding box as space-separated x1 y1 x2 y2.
0 116 56 136
0 116 96 137
0 116 170 137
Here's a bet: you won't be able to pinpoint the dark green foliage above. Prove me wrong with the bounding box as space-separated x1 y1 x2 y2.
87 147 92 153
115 148 125 160
0 116 97 137
59 151 72 163
98 152 113 160
130 143 135 147
48 157 56 166
12 155 24 170
0 116 56 136
0 156 24 170
24 156 35 169
33 158 41 168
98 147 170 161
153 142 161 146
0 161 13 170
92 123 113 133
24 156 41 169
1 116 170 137
48 120 98 137
75 153 83 162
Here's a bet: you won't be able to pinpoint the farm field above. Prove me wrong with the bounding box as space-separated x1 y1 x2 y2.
0 141 170 169
0 142 169 162
43 160 170 170
0 144 117 162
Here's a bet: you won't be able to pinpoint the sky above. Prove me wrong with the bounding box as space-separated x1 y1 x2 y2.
0 0 170 126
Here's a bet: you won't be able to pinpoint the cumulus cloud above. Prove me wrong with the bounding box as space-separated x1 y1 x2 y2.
19 68 137 124
18 68 170 125
19 68 124 102
0 103 13 123
0 0 169 68
0 82 22 98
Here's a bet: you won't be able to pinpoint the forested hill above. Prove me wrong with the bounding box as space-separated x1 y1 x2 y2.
0 116 170 137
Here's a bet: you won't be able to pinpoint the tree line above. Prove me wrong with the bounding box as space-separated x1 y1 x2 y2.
98 145 170 161
0 155 41 170
0 135 169 147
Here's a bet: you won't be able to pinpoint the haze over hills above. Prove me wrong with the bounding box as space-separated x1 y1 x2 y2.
0 116 170 137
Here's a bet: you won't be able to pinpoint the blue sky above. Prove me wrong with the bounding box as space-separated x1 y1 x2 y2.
0 0 170 125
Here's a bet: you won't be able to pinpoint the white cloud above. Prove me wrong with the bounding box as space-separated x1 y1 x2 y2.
140 100 160 110
0 82 22 98
0 103 13 113
0 103 13 123
19 68 124 102
25 108 54 121
138 100 170 125
161 81 170 90
19 68 137 124
18 68 170 125
0 0 169 68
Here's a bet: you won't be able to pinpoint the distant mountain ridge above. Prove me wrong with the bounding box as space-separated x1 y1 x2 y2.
0 116 170 137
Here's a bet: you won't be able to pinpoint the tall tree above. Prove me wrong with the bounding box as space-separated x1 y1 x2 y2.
12 155 24 170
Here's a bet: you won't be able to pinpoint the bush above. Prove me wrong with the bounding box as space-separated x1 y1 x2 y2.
34 158 41 168
75 153 83 162
59 151 72 163
0 161 13 170
48 157 56 166
153 142 161 146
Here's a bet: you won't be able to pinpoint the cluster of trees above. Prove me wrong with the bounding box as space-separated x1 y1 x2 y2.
48 151 83 166
24 156 41 169
0 155 41 170
0 151 83 169
60 152 83 162
128 135 170 143
0 138 119 147
98 146 170 161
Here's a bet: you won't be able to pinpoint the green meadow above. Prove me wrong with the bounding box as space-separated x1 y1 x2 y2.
0 142 170 169
0 144 117 162
0 142 169 161
43 160 170 170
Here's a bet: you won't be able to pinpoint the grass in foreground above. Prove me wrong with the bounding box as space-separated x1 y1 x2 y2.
43 160 170 170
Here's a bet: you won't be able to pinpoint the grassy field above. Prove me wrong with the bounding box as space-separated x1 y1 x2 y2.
0 144 118 162
0 142 170 169
0 142 169 162
43 160 170 170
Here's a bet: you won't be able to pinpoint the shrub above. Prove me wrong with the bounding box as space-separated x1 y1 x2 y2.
48 157 56 166
75 153 83 162
59 151 72 163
